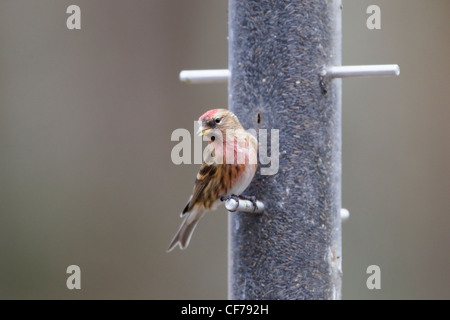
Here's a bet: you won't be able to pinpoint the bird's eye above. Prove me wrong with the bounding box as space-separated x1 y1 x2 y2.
215 118 221 123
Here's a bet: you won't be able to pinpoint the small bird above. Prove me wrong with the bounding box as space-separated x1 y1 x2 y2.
167 109 258 252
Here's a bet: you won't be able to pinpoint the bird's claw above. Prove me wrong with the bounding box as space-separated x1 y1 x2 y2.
237 194 258 208
220 194 240 202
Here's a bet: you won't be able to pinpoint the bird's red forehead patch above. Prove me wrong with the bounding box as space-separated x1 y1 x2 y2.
199 109 218 120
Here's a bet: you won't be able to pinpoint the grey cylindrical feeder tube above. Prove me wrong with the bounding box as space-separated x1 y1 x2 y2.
228 0 342 299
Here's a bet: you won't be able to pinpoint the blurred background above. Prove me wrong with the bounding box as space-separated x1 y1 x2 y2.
0 0 448 299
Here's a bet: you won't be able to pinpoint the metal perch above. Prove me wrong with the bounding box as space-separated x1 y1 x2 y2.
224 198 265 213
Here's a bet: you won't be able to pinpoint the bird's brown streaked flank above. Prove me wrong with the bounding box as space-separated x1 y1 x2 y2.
167 109 258 252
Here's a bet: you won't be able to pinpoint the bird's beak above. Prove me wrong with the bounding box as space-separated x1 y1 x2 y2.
197 125 210 136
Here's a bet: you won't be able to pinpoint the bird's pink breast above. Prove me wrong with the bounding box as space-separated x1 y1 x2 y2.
229 163 257 196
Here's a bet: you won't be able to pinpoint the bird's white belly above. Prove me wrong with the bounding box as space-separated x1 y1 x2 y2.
228 164 257 196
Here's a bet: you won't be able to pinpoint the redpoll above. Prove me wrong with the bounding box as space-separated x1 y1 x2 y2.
167 109 258 251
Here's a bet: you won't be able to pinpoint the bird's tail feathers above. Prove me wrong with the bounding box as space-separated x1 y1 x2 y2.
167 207 204 252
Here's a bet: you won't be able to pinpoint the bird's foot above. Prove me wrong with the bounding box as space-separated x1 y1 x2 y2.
220 194 240 202
237 194 258 208
220 194 257 207
221 194 263 213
